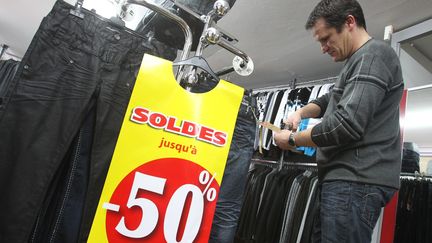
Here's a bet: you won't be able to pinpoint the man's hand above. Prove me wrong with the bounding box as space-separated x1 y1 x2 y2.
274 129 296 151
284 110 302 131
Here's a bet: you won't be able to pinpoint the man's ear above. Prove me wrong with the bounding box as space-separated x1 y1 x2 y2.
345 15 356 30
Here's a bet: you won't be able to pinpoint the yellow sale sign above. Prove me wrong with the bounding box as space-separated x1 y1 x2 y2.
88 54 243 242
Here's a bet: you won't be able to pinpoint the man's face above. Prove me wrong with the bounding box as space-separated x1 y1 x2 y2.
312 18 351 62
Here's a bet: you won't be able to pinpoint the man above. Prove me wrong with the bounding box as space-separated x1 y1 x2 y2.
274 0 404 242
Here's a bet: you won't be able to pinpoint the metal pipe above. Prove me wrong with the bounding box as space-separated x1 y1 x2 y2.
216 38 249 63
173 0 253 81
215 66 235 76
181 11 219 91
252 76 338 93
251 158 318 167
408 84 432 92
126 0 193 63
195 14 216 57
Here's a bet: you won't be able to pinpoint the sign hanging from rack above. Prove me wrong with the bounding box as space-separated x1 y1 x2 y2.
88 54 244 242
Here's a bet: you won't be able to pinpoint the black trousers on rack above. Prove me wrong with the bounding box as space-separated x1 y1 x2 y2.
235 165 320 243
0 1 163 242
395 178 432 243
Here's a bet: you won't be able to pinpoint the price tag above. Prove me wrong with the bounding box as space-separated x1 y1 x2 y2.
87 54 243 242
260 121 281 132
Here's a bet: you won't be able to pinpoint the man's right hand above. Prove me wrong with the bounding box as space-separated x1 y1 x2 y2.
284 110 302 131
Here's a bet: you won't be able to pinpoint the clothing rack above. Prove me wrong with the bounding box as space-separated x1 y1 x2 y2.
251 76 336 170
252 158 317 171
252 76 337 93
400 172 432 181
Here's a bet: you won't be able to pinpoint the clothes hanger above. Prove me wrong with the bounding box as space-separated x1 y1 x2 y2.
69 0 85 18
173 56 219 82
68 0 151 42
0 44 9 60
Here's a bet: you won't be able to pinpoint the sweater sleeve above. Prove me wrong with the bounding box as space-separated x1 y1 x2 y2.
311 54 391 147
309 92 330 118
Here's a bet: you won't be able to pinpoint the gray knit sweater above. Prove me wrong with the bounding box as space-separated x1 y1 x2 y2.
310 38 404 189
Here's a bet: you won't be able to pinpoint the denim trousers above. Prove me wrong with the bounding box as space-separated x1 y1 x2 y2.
0 1 157 242
312 181 396 243
209 94 257 243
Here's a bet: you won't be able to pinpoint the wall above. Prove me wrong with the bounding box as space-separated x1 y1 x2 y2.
420 156 432 175
398 26 432 162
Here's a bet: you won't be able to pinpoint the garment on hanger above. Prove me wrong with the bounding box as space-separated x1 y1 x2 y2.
297 177 319 243
254 91 271 150
394 176 432 243
401 142 420 173
261 90 280 150
235 163 319 243
235 165 272 241
1 0 254 242
263 90 286 149
0 1 166 242
252 82 335 160
271 89 291 146
188 78 258 243
210 94 257 243
307 85 322 103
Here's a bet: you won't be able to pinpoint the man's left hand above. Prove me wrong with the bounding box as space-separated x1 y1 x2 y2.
274 129 296 151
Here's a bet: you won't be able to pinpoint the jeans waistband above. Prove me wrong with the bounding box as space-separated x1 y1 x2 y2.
238 94 258 122
43 0 152 65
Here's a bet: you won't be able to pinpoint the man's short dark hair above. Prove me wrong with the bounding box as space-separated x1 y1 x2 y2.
305 0 366 32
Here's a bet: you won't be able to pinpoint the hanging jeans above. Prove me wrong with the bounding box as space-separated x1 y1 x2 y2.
209 94 257 243
189 81 258 243
29 103 95 243
0 1 160 242
312 181 396 243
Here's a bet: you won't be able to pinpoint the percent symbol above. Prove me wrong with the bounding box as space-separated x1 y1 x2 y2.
198 170 217 202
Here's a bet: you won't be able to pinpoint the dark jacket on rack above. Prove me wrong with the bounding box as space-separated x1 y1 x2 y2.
401 142 420 173
310 39 404 189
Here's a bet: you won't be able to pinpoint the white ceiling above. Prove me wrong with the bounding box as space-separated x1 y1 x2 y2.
1 0 432 89
0 0 63 55
210 0 432 89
